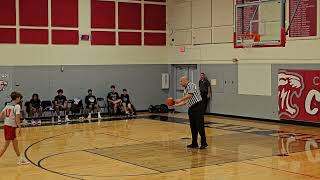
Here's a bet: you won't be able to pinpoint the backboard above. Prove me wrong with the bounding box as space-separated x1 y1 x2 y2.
234 0 286 48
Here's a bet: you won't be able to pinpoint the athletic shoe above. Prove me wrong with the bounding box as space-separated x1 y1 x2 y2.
65 117 71 123
199 144 208 149
17 156 30 165
31 120 36 126
187 144 199 148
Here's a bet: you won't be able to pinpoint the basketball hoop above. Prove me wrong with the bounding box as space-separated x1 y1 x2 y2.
234 0 286 48
239 33 261 49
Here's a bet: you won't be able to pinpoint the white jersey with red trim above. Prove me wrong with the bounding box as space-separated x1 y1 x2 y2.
2 102 20 127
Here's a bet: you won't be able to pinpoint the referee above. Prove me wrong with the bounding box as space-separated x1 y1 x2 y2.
174 76 208 149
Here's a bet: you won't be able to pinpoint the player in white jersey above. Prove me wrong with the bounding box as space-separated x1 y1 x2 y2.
0 92 29 165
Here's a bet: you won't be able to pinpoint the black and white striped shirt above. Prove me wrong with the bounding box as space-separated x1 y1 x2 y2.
184 82 202 108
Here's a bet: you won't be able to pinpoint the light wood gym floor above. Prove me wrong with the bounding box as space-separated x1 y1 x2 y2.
0 113 319 180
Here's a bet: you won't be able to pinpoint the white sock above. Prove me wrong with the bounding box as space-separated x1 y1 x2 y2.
65 115 68 118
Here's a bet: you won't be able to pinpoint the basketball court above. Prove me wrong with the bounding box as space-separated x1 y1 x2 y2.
0 0 320 179
0 114 319 179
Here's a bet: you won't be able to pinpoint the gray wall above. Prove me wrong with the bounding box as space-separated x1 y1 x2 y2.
2 63 318 120
199 64 320 121
0 67 14 107
0 65 169 110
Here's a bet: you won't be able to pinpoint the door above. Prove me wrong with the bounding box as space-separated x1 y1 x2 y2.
174 65 197 113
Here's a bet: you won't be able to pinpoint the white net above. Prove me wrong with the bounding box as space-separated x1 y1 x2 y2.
242 41 254 49
238 35 255 57
240 35 255 49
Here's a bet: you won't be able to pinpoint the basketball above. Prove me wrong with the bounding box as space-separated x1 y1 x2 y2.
165 97 175 106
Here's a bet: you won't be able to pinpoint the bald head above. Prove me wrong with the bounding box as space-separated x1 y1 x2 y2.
179 76 189 87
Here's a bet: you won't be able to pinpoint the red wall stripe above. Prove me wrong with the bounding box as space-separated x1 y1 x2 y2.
0 28 16 44
0 0 16 25
119 32 141 45
91 31 115 45
52 30 79 45
91 0 115 29
19 0 48 26
144 33 166 46
144 4 166 30
20 29 48 44
118 2 141 30
52 0 78 27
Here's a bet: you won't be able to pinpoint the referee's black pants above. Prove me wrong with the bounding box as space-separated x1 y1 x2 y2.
188 101 207 146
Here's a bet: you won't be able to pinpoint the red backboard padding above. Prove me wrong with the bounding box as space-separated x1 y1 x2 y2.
118 2 141 30
20 29 48 44
119 32 141 45
0 0 16 25
52 30 79 45
52 0 78 27
144 33 166 45
0 28 16 43
19 0 48 26
144 4 166 30
91 0 115 29
91 31 115 45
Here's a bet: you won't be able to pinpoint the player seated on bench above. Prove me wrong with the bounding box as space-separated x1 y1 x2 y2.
85 89 101 119
121 89 134 115
54 89 70 123
29 93 42 126
107 85 121 116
